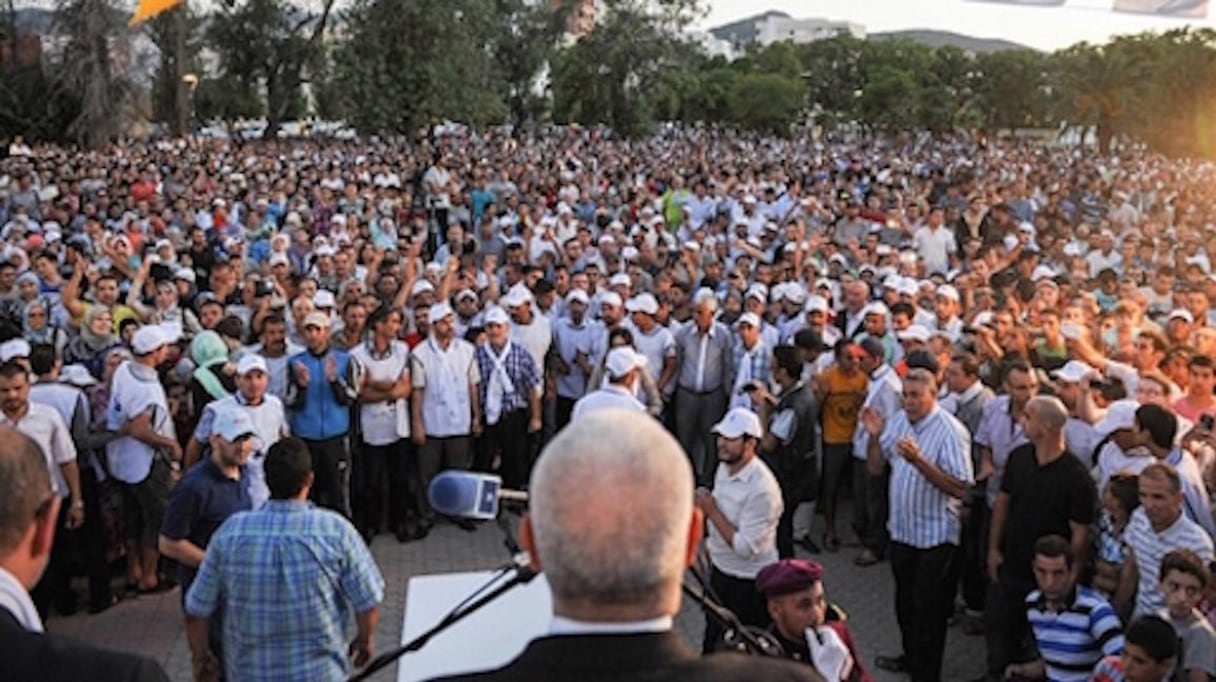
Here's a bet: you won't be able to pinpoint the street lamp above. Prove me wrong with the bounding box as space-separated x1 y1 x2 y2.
181 73 199 134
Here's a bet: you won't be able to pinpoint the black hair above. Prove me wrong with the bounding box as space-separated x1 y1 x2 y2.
265 437 313 500
28 343 56 376
1125 615 1179 662
1135 403 1178 450
1032 534 1073 569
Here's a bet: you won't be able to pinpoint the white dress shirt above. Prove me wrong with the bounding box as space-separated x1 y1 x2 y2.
0 403 75 499
572 384 646 420
549 615 673 636
0 566 41 632
706 456 783 579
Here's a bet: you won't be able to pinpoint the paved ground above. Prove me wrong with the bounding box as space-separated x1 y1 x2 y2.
49 515 987 681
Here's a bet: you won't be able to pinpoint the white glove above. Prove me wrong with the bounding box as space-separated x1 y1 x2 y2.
806 625 853 681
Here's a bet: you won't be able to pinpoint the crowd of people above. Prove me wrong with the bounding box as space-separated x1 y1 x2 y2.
0 126 1216 681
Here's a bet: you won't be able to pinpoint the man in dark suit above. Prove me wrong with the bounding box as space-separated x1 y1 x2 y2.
429 410 816 682
0 426 169 682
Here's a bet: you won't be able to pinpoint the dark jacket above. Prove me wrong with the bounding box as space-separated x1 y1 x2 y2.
428 630 819 682
0 608 169 682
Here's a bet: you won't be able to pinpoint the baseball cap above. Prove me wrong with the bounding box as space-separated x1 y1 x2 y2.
58 364 96 387
483 306 510 326
736 312 761 329
604 347 647 379
132 325 178 355
896 325 931 343
1094 400 1139 437
411 280 436 296
803 295 828 314
0 338 30 363
935 285 960 302
236 354 268 376
313 290 336 309
302 312 331 329
1051 360 1094 384
712 407 763 439
427 302 454 324
599 292 623 309
609 273 632 288
213 406 256 442
566 288 590 305
1168 309 1195 324
626 293 659 316
501 284 534 308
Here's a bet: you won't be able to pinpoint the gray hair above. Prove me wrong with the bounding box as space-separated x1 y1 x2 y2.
904 367 939 393
0 426 52 552
692 287 719 311
530 411 693 609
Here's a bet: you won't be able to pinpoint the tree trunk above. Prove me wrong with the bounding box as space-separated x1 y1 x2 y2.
172 4 188 136
1097 119 1113 155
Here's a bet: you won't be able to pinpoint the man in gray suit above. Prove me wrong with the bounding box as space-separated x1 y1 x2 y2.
674 289 734 487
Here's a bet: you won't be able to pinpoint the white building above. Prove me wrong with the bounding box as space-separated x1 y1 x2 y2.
754 16 865 46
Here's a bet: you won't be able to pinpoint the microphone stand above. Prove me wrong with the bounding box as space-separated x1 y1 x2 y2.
352 507 535 681
683 565 785 658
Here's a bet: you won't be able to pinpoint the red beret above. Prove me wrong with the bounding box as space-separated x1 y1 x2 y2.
756 559 823 598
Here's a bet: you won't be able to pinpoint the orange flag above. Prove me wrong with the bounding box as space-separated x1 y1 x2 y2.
129 0 182 25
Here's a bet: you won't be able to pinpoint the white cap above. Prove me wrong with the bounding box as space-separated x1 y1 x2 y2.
501 284 534 308
1051 360 1094 384
1063 243 1083 258
626 293 659 316
1094 400 1139 437
736 312 762 329
784 284 807 305
803 295 829 314
609 273 632 288
236 354 268 376
604 347 647 379
861 302 890 318
302 312 331 329
746 284 768 302
411 280 436 296
313 290 336 309
935 285 960 302
454 288 478 302
566 288 590 305
0 338 30 363
427 302 454 324
132 325 177 355
1031 265 1056 282
59 364 96 387
483 306 510 326
682 241 701 252
712 407 763 439
599 291 623 309
896 278 919 296
174 267 196 283
1168 309 1195 324
896 325 931 343
269 252 290 267
213 405 257 442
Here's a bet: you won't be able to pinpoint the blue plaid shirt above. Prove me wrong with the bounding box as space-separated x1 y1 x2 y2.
475 341 541 415
185 500 385 682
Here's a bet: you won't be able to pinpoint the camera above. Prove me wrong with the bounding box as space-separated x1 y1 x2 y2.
1202 415 1215 431
255 279 275 298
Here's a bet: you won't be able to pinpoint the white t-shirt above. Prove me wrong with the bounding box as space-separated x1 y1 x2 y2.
412 337 480 438
351 340 412 446
106 361 175 484
511 316 552 381
632 325 676 386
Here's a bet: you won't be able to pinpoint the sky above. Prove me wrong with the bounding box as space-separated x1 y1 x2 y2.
696 0 1216 50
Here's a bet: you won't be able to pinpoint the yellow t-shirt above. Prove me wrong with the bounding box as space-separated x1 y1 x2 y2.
820 366 868 445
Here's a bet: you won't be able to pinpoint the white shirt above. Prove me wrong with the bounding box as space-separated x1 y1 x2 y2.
632 324 676 386
351 340 412 445
0 403 75 498
105 361 175 484
572 384 646 420
412 336 480 438
706 457 783 579
1126 506 1214 617
914 225 957 275
552 317 606 400
511 316 552 382
0 566 41 633
549 615 672 636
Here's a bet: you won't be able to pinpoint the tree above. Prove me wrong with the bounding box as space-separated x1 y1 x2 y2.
207 0 336 138
727 72 802 134
971 49 1050 134
53 0 134 147
146 5 203 134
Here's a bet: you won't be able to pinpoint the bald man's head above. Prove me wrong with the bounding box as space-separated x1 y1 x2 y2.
0 427 52 554
1026 395 1069 437
527 411 696 619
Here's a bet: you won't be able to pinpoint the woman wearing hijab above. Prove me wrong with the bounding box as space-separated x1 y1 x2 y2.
65 305 120 379
23 298 67 357
187 330 236 423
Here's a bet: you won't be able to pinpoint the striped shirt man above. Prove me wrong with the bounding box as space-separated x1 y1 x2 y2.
877 404 974 547
1125 506 1215 617
1025 586 1124 682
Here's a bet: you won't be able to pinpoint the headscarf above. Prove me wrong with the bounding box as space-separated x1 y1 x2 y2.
22 299 53 345
67 305 119 379
190 330 230 400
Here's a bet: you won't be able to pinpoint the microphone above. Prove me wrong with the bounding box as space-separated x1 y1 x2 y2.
427 471 528 520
